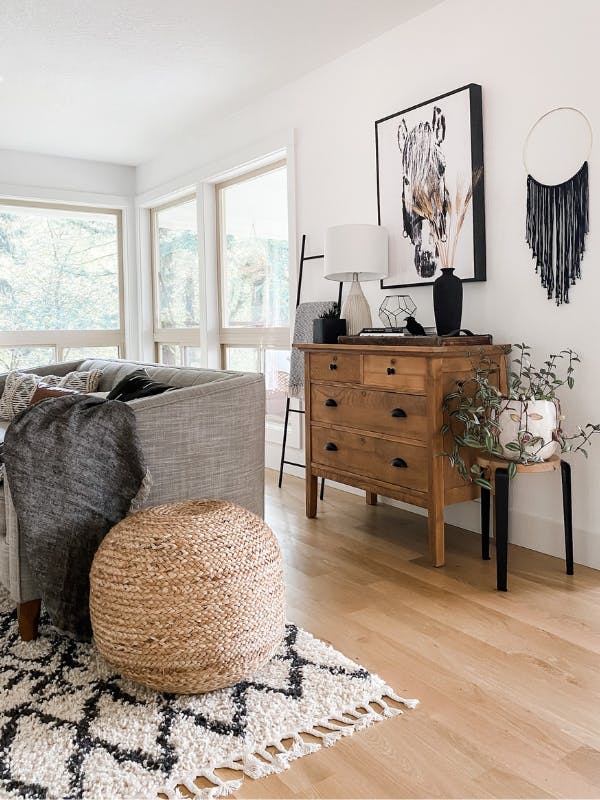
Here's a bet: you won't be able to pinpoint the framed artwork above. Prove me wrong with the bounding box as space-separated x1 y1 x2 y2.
375 83 486 289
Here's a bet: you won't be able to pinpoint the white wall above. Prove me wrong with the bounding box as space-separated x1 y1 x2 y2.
136 0 600 568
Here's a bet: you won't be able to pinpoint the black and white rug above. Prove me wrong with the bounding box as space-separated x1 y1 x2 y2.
0 593 417 799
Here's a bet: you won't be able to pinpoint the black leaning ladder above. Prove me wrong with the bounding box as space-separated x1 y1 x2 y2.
278 234 343 498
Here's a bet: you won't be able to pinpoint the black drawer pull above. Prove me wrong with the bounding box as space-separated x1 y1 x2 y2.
324 442 338 451
387 367 395 375
325 398 338 407
391 457 407 468
329 362 337 370
391 407 407 418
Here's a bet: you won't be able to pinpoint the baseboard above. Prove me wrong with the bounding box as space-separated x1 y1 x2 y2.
380 496 599 571
266 446 599 571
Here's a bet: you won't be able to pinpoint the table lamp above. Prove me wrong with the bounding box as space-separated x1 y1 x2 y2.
324 224 388 335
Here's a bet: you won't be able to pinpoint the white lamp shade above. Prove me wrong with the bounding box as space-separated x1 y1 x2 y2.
324 224 389 282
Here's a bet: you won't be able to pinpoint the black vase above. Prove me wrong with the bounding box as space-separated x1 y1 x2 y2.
433 268 463 336
312 317 347 344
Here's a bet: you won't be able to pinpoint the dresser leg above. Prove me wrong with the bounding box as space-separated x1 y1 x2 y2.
366 491 377 505
307 474 318 517
428 503 445 567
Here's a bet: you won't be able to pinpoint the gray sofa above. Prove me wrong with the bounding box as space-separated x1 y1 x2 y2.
0 358 265 638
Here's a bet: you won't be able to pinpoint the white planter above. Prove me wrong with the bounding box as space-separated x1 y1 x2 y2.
497 399 560 462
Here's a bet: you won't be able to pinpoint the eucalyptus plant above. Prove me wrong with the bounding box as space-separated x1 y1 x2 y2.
441 345 600 489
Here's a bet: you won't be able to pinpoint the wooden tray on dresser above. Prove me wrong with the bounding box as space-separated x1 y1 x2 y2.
338 334 494 346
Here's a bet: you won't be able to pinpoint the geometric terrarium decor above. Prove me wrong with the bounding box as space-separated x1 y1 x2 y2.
378 294 417 328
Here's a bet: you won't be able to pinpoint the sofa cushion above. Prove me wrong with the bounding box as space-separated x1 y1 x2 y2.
79 358 245 392
0 369 103 420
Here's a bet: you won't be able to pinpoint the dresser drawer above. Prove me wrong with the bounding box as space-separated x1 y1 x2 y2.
310 352 360 383
363 355 426 393
311 426 428 492
311 384 427 442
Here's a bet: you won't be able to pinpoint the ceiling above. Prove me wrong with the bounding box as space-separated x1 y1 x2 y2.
0 0 441 166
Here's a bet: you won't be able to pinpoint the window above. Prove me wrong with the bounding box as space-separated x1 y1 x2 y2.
151 195 200 364
217 162 290 419
0 201 124 371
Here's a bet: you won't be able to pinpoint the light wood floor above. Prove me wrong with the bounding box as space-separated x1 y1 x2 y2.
236 469 600 799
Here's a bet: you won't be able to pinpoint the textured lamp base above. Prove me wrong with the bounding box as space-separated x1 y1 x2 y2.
342 276 372 335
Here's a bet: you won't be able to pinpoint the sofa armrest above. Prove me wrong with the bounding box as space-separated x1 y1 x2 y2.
3 479 40 603
131 373 265 517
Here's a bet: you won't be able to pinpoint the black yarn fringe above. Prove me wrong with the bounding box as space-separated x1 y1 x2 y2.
526 161 589 305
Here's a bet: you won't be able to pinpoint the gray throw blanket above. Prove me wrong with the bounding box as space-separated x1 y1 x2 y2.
4 395 147 640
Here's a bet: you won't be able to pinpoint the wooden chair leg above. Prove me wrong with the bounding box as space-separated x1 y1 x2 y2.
17 599 41 641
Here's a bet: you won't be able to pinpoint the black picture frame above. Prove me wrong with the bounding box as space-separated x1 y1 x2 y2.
375 83 486 289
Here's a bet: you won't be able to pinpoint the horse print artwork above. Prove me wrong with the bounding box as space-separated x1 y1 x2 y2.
376 84 486 289
398 106 449 279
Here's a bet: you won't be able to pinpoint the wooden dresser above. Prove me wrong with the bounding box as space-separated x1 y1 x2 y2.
295 343 508 566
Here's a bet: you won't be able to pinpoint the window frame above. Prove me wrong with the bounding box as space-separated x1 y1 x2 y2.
216 159 291 425
150 192 201 363
216 159 290 393
0 198 125 362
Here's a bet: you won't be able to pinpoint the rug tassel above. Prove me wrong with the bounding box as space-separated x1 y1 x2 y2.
384 689 420 710
162 690 419 799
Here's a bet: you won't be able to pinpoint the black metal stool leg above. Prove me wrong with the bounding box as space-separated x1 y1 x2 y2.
481 485 490 560
319 477 325 500
561 460 574 575
494 468 509 591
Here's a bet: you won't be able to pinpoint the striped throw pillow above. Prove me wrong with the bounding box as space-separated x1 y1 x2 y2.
0 369 103 420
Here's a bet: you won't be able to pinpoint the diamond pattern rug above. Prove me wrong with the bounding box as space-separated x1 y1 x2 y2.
0 593 417 799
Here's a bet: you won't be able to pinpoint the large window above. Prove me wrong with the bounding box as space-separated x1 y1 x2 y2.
0 201 123 370
217 162 290 418
151 195 201 366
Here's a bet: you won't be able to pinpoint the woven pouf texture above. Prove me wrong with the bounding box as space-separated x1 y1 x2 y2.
89 500 286 694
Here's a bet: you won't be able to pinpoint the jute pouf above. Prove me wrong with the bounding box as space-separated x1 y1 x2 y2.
89 500 286 694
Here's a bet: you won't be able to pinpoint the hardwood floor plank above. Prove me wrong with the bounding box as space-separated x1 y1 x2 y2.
232 470 600 798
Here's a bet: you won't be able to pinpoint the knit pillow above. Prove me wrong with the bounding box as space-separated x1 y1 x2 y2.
0 369 102 420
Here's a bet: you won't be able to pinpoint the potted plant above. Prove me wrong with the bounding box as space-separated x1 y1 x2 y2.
442 344 600 488
312 303 346 344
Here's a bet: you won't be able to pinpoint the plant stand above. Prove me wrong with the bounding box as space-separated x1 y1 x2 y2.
476 454 574 591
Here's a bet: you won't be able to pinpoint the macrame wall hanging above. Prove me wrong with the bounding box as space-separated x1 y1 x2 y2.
524 106 592 305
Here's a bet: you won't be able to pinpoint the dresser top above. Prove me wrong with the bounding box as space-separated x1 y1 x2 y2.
294 343 510 357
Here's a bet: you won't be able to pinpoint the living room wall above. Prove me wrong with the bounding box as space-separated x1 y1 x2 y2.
136 0 600 568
